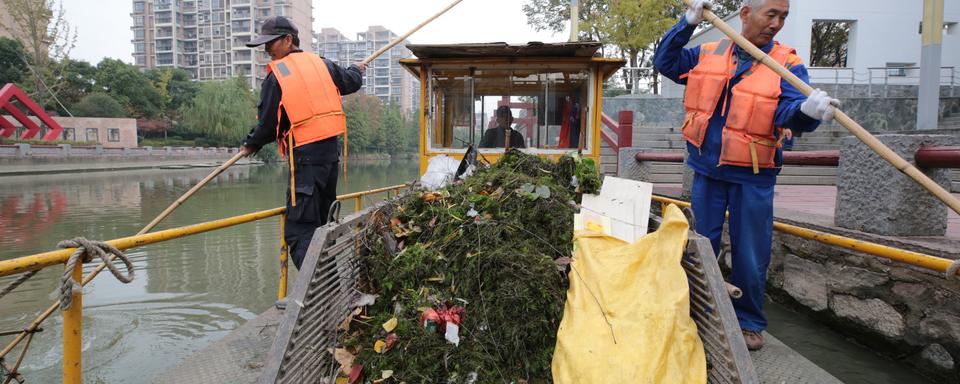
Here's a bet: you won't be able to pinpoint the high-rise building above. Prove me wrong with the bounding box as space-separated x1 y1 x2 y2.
316 26 420 113
131 0 313 89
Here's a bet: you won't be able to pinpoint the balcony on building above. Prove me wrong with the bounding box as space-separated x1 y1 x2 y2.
155 11 173 25
234 50 253 63
180 1 197 13
232 8 251 20
155 39 174 53
154 0 172 12
156 27 174 39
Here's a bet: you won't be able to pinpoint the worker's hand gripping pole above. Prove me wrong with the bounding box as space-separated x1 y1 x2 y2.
681 0 960 215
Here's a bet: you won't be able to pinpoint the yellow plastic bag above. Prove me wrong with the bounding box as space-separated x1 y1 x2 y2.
552 204 706 384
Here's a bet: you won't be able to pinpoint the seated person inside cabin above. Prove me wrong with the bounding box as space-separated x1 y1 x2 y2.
480 106 526 149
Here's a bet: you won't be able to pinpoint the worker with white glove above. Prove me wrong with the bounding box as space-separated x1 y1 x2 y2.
654 0 820 352
685 0 713 25
800 88 840 122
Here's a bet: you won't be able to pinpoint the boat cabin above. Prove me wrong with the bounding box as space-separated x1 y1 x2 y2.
399 42 625 173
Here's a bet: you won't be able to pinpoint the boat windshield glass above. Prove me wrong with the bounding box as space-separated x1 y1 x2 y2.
426 64 594 153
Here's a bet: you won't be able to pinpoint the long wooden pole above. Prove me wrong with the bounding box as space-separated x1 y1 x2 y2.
684 0 960 215
359 0 465 66
141 151 247 234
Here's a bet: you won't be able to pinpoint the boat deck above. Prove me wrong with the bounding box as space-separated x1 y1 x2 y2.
154 305 843 384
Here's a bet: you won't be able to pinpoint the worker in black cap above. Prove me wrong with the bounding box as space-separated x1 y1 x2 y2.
240 16 366 269
479 105 526 149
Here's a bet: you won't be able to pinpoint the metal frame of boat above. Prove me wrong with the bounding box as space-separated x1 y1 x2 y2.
260 202 759 383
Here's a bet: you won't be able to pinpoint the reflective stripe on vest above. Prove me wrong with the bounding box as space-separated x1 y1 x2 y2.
681 40 797 173
268 52 346 155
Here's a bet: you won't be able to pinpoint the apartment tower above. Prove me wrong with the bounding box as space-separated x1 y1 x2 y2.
131 0 312 89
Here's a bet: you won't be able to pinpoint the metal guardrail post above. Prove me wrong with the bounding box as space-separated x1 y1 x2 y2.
63 262 82 384
617 111 633 148
278 214 288 301
354 197 362 212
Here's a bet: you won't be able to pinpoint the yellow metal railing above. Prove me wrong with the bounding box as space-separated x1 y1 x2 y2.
0 183 409 384
651 194 960 277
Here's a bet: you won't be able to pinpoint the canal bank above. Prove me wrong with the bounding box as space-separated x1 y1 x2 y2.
0 145 254 176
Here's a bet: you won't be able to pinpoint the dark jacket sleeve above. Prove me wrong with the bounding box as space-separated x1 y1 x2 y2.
324 58 364 95
242 73 282 151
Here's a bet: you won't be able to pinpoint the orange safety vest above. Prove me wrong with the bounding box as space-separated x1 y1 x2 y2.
681 39 796 174
267 52 346 156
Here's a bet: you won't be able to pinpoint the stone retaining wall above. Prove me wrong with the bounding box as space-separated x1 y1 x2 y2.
0 144 238 165
766 227 960 382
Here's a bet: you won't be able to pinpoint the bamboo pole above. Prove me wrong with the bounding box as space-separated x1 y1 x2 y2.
682 0 960 216
142 151 247 234
359 0 465 66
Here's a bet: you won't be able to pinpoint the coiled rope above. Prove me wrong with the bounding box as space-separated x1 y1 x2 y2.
57 238 135 310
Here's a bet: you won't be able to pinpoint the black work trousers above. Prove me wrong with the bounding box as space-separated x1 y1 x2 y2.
284 160 339 269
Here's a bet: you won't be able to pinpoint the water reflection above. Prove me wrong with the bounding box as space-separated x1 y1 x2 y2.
0 161 419 383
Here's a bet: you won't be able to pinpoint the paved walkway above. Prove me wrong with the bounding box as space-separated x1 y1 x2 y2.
654 184 960 240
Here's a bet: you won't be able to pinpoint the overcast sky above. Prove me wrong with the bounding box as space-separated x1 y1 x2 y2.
60 0 569 65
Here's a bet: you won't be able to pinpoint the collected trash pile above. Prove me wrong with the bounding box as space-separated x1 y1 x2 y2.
334 150 601 383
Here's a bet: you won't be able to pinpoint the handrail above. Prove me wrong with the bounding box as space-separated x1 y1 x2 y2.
0 207 287 278
651 195 959 277
0 183 411 277
599 111 633 152
635 147 960 168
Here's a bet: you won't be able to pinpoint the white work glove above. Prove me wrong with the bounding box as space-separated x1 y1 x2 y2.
685 0 713 25
800 88 840 122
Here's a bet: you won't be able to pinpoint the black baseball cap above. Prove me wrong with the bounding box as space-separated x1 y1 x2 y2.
246 16 299 47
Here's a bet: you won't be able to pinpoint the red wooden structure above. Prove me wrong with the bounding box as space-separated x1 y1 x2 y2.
0 83 62 141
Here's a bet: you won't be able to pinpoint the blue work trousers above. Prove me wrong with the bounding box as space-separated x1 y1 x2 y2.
690 172 774 332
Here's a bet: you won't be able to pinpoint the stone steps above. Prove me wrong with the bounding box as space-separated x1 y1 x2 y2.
643 160 839 185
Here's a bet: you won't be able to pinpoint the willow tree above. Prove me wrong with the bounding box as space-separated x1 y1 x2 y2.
178 78 256 146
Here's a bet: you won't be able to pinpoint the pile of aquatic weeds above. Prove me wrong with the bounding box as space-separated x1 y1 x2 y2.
336 151 600 383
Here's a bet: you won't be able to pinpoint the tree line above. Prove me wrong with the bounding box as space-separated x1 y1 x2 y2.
0 0 419 155
523 0 745 94
0 35 418 154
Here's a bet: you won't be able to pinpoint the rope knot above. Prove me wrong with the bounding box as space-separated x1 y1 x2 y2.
57 237 135 311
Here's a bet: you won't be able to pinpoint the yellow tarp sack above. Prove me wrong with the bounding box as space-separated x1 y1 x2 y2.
552 204 706 384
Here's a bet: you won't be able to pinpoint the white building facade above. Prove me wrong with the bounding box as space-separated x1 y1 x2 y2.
662 0 960 97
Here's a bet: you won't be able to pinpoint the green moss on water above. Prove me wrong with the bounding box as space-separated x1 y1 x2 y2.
341 151 600 383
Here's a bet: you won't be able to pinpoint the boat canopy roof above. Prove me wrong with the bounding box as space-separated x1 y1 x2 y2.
405 41 603 59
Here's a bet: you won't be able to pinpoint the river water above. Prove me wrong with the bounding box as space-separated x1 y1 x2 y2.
0 162 420 383
0 162 931 383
